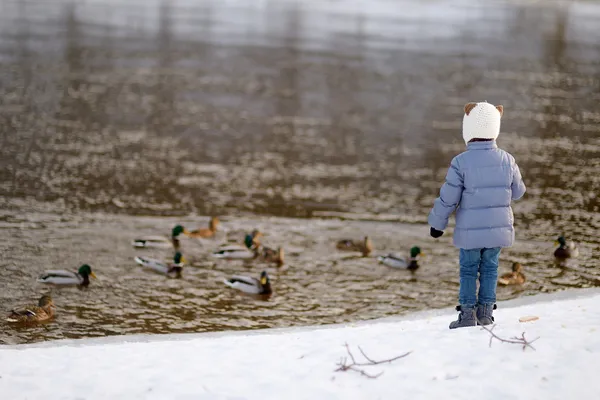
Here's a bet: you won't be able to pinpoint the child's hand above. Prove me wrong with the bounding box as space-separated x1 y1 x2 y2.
430 227 444 238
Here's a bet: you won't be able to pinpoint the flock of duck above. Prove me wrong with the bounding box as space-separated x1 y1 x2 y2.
6 216 579 325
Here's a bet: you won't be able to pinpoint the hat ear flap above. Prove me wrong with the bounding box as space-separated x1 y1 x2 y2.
464 102 477 115
495 105 504 117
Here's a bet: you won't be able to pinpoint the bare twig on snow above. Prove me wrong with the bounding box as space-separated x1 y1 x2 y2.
479 323 539 351
335 343 411 379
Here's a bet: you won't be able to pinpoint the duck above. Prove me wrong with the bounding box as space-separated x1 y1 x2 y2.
258 246 285 267
212 230 262 260
378 246 423 270
134 252 186 278
554 236 579 259
336 236 373 257
223 271 272 295
184 216 220 239
6 295 56 323
498 262 526 286
132 225 186 250
37 264 97 287
244 229 263 250
211 244 258 260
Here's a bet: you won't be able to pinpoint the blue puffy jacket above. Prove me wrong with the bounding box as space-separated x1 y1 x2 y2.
428 140 526 249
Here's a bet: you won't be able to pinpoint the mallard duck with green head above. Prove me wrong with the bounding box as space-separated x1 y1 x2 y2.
212 245 257 260
37 264 97 287
223 271 272 295
6 295 56 323
212 231 261 260
336 236 373 257
378 246 423 270
498 262 526 285
554 236 579 259
212 229 263 260
135 252 186 278
133 225 186 250
244 229 263 250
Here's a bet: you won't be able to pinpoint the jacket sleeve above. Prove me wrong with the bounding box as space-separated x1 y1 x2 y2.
511 161 526 200
428 157 464 231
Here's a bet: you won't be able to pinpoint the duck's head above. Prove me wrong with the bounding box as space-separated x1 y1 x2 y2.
38 295 55 309
172 225 185 238
259 271 273 295
78 264 97 279
410 246 423 259
512 262 522 272
555 236 569 247
276 247 285 266
209 217 220 231
364 237 373 253
245 230 263 249
260 270 270 286
173 252 186 264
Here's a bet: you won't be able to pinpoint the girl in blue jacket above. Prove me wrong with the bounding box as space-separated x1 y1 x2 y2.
428 102 526 329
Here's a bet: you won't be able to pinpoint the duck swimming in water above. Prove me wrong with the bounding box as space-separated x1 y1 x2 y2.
185 216 220 239
212 245 257 260
336 236 373 257
498 262 526 286
37 264 97 287
244 229 263 250
223 271 272 295
378 246 423 270
132 225 186 250
258 246 285 267
6 295 56 323
135 252 186 278
554 236 578 259
212 230 265 260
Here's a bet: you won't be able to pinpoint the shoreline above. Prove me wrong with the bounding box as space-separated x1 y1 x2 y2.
6 287 599 350
2 287 599 400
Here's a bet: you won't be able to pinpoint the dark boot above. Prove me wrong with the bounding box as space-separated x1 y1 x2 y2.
476 303 497 326
449 305 477 329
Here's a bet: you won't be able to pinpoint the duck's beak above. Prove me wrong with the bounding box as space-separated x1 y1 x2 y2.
90 272 97 279
554 241 559 246
260 276 267 285
181 256 187 264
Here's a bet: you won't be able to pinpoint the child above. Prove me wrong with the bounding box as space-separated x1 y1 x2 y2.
428 102 526 329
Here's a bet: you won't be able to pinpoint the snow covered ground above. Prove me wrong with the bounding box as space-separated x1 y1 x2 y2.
1 289 599 400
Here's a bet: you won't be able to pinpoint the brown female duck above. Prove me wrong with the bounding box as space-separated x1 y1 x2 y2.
258 246 285 267
498 262 526 286
336 236 373 257
185 216 220 239
6 295 56 323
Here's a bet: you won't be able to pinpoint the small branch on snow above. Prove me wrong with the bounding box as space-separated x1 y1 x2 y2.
479 323 539 351
335 343 411 379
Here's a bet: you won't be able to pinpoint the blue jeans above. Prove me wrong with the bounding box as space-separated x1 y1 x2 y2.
458 247 501 307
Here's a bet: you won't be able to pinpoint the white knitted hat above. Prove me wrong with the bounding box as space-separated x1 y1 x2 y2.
462 102 504 144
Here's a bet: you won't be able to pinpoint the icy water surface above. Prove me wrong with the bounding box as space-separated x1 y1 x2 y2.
1 0 600 344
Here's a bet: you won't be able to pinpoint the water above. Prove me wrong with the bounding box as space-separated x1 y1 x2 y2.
1 0 599 344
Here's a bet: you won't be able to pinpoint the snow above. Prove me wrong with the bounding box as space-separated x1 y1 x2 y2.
1 289 600 400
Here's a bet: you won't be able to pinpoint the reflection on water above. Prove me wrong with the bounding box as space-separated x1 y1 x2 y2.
1 0 600 344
